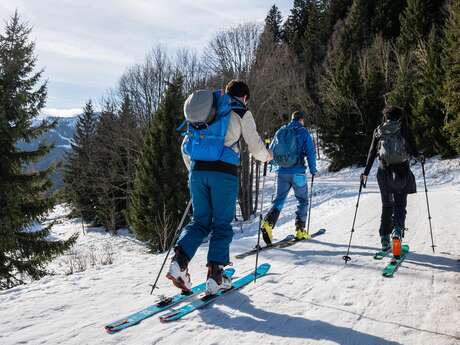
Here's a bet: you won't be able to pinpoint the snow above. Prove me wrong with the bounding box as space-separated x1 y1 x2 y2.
1 157 459 345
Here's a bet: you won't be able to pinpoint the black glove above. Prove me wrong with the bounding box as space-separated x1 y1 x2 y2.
417 153 425 164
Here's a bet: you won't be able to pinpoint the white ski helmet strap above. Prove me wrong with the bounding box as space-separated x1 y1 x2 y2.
184 90 216 125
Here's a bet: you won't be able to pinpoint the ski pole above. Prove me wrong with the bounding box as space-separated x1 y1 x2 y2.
149 199 192 294
343 178 365 264
306 174 315 235
270 162 276 202
254 161 268 283
421 160 436 252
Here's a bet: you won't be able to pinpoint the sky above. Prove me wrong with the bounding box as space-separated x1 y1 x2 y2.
1 0 293 117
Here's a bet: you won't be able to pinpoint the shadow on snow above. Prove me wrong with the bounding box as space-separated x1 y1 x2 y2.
198 290 402 345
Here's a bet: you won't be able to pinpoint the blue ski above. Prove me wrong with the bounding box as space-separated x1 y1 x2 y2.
105 268 235 333
159 263 271 322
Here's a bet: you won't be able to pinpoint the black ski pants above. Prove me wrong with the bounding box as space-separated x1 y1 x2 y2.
376 166 409 236
379 190 407 236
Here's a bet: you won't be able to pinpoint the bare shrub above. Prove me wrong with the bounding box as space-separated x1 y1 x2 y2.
100 242 115 265
87 245 98 267
64 249 87 275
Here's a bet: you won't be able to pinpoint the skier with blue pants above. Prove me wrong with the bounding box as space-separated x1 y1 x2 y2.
166 80 272 295
261 111 317 245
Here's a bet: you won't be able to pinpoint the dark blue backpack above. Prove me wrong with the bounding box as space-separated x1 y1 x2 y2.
270 125 299 167
183 90 245 165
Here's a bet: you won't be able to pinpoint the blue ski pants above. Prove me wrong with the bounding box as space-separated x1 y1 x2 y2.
177 170 238 265
266 173 309 228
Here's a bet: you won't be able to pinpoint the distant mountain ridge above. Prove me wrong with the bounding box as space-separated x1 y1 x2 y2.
18 115 79 191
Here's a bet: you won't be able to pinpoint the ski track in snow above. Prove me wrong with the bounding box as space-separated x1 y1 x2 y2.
1 157 459 345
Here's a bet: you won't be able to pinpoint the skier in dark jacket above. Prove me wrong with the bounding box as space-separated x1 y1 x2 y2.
361 105 422 251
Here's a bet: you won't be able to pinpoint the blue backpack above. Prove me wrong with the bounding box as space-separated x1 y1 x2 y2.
183 90 245 165
270 125 299 167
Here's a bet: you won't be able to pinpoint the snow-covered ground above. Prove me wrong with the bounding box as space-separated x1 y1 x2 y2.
1 157 459 345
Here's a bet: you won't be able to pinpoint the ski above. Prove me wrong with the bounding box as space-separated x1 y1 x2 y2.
382 244 409 277
159 263 271 322
105 268 235 333
373 249 391 260
235 229 326 259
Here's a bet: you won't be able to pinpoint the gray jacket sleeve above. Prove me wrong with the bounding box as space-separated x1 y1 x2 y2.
240 110 271 162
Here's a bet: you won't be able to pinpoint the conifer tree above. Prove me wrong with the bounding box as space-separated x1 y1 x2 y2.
64 100 98 221
442 0 460 154
92 105 126 232
283 0 309 53
265 4 283 42
412 27 455 156
397 0 446 52
116 95 140 210
319 1 387 170
0 12 76 289
344 0 376 51
323 0 353 40
372 0 407 40
127 75 188 251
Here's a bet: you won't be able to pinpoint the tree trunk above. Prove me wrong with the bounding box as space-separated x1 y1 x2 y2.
238 142 253 220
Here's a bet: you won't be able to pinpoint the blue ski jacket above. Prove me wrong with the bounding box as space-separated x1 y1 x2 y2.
276 120 317 175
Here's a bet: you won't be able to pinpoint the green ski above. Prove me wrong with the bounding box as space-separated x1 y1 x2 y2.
382 244 409 277
374 249 391 260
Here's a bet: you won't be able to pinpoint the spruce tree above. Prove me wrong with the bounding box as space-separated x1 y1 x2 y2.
64 100 98 221
283 0 309 52
321 0 353 46
344 0 376 51
442 0 460 154
0 12 76 289
127 75 188 251
398 0 446 52
265 5 283 42
92 105 126 232
372 0 407 40
319 1 387 170
412 27 455 157
116 95 140 211
302 0 326 115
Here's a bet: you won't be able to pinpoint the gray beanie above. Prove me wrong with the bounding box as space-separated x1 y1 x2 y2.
184 90 216 124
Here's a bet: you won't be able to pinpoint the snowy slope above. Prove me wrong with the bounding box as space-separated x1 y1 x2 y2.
1 157 459 345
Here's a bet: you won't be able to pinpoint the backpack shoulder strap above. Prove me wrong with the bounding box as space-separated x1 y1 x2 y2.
229 96 248 118
232 107 246 118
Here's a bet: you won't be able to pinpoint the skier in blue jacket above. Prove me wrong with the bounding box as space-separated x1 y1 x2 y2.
261 111 317 245
166 80 272 295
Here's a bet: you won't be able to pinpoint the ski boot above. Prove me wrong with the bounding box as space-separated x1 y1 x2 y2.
295 227 311 241
166 247 192 293
206 263 232 295
391 227 403 259
260 220 273 246
380 234 391 252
